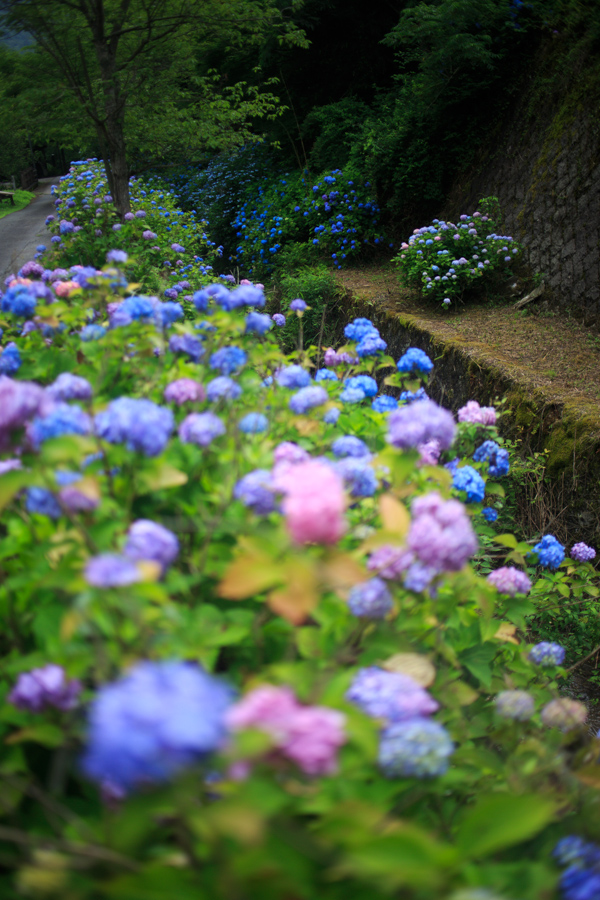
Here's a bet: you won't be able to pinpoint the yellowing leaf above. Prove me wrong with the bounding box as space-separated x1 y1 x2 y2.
136 560 162 582
320 551 366 592
378 494 410 537
293 417 321 436
268 558 318 624
137 463 188 494
0 469 32 512
219 554 283 600
494 622 519 645
575 763 600 788
61 610 82 641
382 653 436 686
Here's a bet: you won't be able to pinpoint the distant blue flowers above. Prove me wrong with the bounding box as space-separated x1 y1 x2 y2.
473 440 510 477
95 397 173 456
378 719 454 778
397 348 433 374
239 413 268 434
530 534 565 570
528 641 565 666
210 346 246 375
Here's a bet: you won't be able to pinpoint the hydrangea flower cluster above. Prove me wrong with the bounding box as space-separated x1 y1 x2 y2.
387 400 456 451
487 566 532 596
95 397 174 456
553 835 600 900
494 690 535 721
530 534 565 570
9 664 82 713
570 542 596 562
457 400 497 426
343 318 387 357
348 577 393 618
528 642 566 666
452 465 486 503
472 440 510 477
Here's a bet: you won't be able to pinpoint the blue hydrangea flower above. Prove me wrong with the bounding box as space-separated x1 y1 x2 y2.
378 718 454 778
179 412 225 447
530 534 565 569
168 333 205 363
356 333 387 357
400 388 429 404
1 285 37 319
0 343 21 375
289 298 307 312
473 440 510 477
529 641 565 666
494 690 535 721
289 386 328 414
334 456 377 497
348 577 393 618
30 403 91 448
452 465 485 503
397 348 434 374
210 346 247 375
80 324 106 341
47 373 92 402
315 368 338 382
482 507 498 522
403 562 437 592
95 397 173 456
156 302 184 327
206 376 242 402
344 317 375 342
553 836 600 869
559 865 600 900
340 386 365 404
332 435 370 458
234 470 277 515
239 413 268 434
324 408 340 425
372 395 398 413
26 487 61 519
245 312 272 335
345 375 378 397
81 661 234 792
124 520 179 572
272 313 286 327
276 365 311 389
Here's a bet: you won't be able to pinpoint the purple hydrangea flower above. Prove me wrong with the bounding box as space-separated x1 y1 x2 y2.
528 641 566 666
289 385 328 414
171 243 185 253
378 719 454 778
47 373 93 402
487 566 531 596
163 379 205 405
346 667 438 722
9 665 82 713
178 412 225 446
530 534 565 569
26 487 62 519
0 376 44 448
494 690 535 721
206 376 242 402
85 554 141 588
81 661 234 792
274 442 310 465
332 435 370 458
571 542 596 562
408 492 477 573
348 578 393 618
209 346 247 375
272 313 286 327
290 298 307 312
397 348 433 373
107 250 128 264
169 333 204 363
452 465 485 503
387 400 456 451
367 545 414 580
142 230 157 240
403 561 438 592
95 397 173 457
239 412 268 434
234 470 277 515
125 520 179 572
19 260 44 278
276 365 311 389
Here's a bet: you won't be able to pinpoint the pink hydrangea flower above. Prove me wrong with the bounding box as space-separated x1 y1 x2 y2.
457 400 497 426
54 280 80 298
281 459 346 544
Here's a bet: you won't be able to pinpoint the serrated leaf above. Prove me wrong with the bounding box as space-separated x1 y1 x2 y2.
493 534 518 549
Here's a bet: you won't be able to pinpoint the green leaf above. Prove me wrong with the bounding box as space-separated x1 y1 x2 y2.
458 643 496 687
5 723 64 748
0 469 32 512
493 534 517 549
456 793 556 859
137 462 188 494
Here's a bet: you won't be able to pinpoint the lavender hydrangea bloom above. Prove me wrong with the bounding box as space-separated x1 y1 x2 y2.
378 719 454 778
332 435 370 458
47 373 93 402
107 249 128 264
276 365 311 389
334 456 378 497
348 578 393 618
387 400 456 451
487 566 531 596
163 379 205 405
125 520 179 572
272 313 286 327
372 395 398 413
9 665 82 713
289 385 328 414
494 690 535 721
346 667 439 722
210 346 247 375
179 412 225 446
0 376 44 448
85 554 141 588
473 440 510 477
403 561 438 592
541 699 587 732
397 348 433 373
30 403 91 448
274 442 310 465
169 333 205 363
528 641 566 666
571 542 596 562
239 413 268 434
408 493 477 573
530 534 565 569
81 661 234 792
95 397 173 457
452 465 485 503
290 298 307 312
26 487 62 519
234 469 277 515
368 545 414 580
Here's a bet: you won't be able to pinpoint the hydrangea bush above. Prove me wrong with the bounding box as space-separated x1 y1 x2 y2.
393 197 523 306
0 167 598 899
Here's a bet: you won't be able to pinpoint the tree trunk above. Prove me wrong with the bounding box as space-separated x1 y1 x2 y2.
105 119 130 216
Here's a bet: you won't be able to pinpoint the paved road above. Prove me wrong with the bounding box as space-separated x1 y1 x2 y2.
0 180 56 285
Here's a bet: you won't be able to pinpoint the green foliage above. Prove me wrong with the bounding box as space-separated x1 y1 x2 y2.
274 264 345 353
0 189 35 219
302 97 370 172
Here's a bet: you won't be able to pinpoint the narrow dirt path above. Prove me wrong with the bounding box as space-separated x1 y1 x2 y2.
0 180 55 284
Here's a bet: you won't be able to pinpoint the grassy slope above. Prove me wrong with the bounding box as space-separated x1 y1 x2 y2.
0 189 36 220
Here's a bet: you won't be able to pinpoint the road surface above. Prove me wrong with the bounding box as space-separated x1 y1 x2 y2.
0 179 56 285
